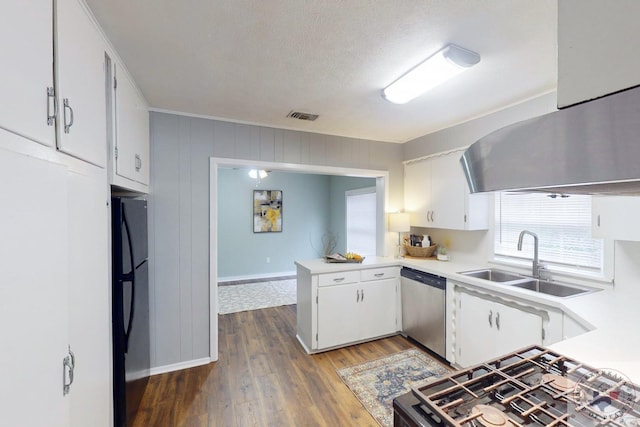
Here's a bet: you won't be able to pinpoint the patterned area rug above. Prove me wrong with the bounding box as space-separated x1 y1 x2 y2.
218 279 296 314
337 349 450 427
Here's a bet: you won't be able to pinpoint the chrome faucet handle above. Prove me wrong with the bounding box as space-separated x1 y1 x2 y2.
537 263 551 280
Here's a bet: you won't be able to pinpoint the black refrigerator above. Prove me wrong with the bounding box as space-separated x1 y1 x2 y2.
111 197 150 427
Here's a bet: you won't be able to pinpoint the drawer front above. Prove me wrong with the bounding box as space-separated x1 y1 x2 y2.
318 271 360 287
361 266 398 282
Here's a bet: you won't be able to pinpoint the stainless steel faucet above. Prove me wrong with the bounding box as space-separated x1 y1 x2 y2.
517 230 542 278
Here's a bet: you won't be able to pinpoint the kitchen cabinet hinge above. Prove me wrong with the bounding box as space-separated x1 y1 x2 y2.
464 214 467 223
315 295 318 304
114 146 118 159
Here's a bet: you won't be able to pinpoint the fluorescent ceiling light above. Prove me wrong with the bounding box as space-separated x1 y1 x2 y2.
383 44 480 104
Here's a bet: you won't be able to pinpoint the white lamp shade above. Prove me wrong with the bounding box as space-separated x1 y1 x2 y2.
388 212 410 232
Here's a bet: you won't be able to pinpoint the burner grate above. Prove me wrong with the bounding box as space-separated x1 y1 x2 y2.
412 345 640 427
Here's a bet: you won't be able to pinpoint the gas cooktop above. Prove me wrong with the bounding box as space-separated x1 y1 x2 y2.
399 345 640 427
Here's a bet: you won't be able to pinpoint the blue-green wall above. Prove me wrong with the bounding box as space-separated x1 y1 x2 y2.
217 169 375 278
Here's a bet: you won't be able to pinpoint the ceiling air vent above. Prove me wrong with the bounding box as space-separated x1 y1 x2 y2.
286 111 319 122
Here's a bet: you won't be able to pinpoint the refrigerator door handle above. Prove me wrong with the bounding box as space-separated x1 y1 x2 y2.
122 208 136 354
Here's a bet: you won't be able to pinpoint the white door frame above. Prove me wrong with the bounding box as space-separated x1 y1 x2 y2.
208 157 389 361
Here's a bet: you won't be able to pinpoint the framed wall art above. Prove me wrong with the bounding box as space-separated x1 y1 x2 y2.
253 190 282 233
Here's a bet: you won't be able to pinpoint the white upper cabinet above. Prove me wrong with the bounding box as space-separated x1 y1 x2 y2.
557 0 640 108
113 62 150 187
0 0 56 147
404 158 432 226
404 150 488 230
55 0 107 167
592 196 640 241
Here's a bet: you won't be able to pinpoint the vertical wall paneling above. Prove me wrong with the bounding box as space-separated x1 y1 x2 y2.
212 120 235 159
273 128 284 162
150 114 182 366
308 133 326 165
259 127 275 161
282 130 301 164
188 118 216 359
178 117 194 360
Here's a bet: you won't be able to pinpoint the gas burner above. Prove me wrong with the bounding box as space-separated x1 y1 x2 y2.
541 373 577 392
469 405 511 427
409 345 640 427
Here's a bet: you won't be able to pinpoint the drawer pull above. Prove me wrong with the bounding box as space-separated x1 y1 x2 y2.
374 273 384 277
333 277 345 282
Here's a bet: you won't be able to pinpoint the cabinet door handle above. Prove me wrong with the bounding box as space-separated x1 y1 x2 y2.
488 310 493 327
496 312 500 330
47 86 56 126
62 345 75 396
63 98 74 134
431 211 435 222
135 154 142 171
356 289 360 302
597 214 601 227
361 289 364 302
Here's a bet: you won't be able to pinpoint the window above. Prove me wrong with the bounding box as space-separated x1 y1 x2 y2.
494 192 604 274
346 188 377 256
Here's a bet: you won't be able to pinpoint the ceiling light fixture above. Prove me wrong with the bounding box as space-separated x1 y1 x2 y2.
248 169 268 179
382 44 481 105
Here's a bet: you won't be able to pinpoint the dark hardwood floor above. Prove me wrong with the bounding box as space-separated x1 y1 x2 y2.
132 304 436 427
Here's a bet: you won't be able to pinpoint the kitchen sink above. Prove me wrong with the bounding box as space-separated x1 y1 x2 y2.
508 279 591 298
459 269 526 282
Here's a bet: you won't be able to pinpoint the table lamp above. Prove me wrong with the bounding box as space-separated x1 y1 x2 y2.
388 212 410 258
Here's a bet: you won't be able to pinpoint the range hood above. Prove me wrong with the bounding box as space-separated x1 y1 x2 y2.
460 85 640 195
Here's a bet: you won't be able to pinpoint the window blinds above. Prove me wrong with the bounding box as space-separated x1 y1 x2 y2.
494 192 602 270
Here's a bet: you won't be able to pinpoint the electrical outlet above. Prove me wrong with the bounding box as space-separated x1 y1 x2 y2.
266 257 270 263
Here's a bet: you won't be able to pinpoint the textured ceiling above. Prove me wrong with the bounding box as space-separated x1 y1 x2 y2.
85 0 557 143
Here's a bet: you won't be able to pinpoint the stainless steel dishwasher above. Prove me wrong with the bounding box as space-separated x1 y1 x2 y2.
401 267 446 358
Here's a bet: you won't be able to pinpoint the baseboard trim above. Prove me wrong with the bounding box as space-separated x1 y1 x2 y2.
149 357 212 376
218 270 296 284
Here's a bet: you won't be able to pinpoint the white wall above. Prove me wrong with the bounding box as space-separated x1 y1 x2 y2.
149 112 403 369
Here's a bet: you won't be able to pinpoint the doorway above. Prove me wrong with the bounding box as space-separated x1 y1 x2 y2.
209 158 389 361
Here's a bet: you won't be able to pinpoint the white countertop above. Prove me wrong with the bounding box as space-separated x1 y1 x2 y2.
296 256 640 383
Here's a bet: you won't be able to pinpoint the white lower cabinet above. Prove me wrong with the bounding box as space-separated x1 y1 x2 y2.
297 264 399 353
317 278 397 349
456 291 543 367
